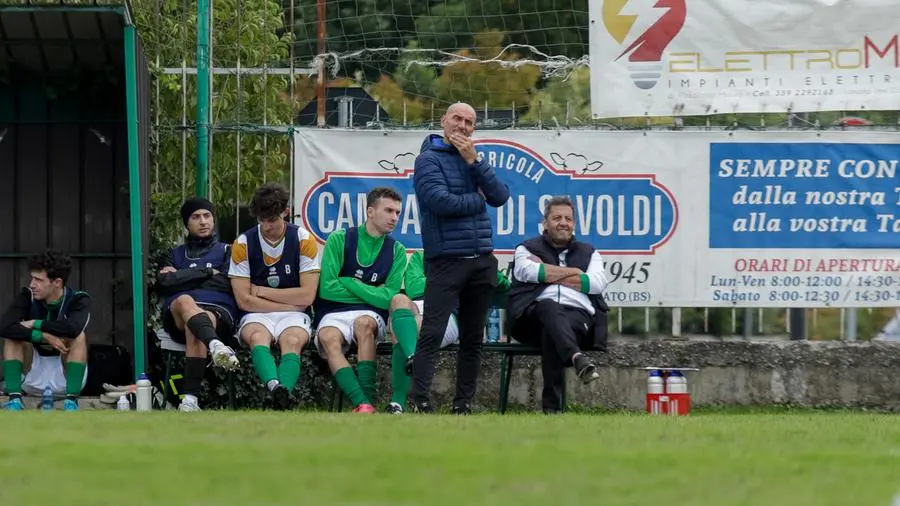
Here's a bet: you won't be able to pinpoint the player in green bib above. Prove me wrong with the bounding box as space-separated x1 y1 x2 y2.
313 187 408 413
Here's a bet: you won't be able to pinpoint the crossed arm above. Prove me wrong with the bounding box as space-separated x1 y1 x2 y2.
512 245 609 294
0 289 91 353
231 272 319 313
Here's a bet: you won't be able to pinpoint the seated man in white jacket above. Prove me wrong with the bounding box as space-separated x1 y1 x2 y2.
505 195 610 414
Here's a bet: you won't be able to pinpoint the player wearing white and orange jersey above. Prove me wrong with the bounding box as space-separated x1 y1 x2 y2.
228 183 320 410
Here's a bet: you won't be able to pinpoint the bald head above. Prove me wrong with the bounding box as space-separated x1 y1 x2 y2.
446 102 476 117
442 102 476 140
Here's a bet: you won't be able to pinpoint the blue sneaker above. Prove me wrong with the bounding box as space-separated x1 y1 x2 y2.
63 399 79 411
7 398 24 411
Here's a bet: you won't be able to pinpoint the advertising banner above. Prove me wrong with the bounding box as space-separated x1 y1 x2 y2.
294 129 900 307
589 0 900 117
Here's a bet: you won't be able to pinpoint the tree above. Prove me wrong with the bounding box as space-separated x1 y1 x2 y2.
132 0 295 249
435 31 541 108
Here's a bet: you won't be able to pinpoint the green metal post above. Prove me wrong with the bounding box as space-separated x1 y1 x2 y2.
196 0 210 198
124 24 147 379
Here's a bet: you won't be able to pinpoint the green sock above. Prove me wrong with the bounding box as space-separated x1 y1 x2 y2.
390 344 410 408
357 360 377 406
251 345 278 385
277 353 302 391
3 360 23 394
334 366 369 407
65 361 87 397
391 309 418 357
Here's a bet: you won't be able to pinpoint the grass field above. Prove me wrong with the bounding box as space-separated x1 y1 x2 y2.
1 410 898 506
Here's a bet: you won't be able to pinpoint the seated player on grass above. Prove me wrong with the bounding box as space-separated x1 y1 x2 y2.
385 250 511 414
312 187 407 414
229 183 320 410
0 250 89 411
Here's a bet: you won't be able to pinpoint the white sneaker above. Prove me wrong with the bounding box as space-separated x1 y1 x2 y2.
209 340 239 371
178 396 201 412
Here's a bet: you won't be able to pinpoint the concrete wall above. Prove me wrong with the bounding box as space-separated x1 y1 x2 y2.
385 337 900 412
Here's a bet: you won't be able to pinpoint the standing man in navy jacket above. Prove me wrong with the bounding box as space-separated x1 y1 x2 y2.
410 102 510 414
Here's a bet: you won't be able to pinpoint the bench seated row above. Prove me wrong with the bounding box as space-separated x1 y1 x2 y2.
155 325 548 414
154 265 570 413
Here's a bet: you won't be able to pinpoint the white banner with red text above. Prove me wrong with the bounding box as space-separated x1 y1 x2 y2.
293 129 900 308
588 0 900 117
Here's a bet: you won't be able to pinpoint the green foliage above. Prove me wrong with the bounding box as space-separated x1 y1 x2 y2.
133 0 294 251
148 345 336 410
131 0 296 332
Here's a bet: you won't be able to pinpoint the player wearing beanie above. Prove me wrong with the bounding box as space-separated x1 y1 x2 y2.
156 197 241 412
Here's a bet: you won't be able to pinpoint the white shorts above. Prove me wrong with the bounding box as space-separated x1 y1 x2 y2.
238 311 312 343
314 310 386 354
413 300 458 348
22 353 88 396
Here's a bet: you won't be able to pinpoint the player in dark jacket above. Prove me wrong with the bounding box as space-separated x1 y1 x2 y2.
0 250 91 411
156 197 240 412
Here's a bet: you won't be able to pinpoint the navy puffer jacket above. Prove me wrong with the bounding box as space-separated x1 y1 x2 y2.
413 134 510 260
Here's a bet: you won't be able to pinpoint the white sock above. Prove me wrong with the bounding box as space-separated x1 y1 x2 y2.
183 394 198 405
209 339 224 353
266 380 280 391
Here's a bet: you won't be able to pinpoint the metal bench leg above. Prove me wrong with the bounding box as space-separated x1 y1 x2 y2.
498 353 508 413
561 374 567 413
500 353 514 414
162 351 174 410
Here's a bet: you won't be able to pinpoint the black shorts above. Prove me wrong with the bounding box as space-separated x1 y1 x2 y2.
162 303 236 346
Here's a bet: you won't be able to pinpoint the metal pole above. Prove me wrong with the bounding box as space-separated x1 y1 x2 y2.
316 0 326 127
845 308 858 341
196 0 211 197
124 24 146 379
789 308 807 340
742 308 753 339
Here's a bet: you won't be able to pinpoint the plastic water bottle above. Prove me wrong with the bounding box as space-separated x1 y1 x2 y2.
666 370 688 394
117 395 131 411
486 306 500 343
647 370 664 394
136 373 153 412
41 386 54 411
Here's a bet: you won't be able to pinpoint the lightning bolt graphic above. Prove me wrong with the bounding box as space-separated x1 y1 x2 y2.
616 0 669 59
603 0 687 90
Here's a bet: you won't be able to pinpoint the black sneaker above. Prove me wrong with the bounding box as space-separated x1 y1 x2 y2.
451 403 471 416
405 354 415 376
385 402 404 415
573 353 600 384
271 385 297 411
410 399 434 414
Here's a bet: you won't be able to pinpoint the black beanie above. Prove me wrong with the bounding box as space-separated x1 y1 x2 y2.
180 197 215 226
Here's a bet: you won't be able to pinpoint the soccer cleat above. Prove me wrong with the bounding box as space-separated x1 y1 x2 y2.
6 397 24 411
178 397 201 412
63 399 79 411
410 400 434 414
451 403 471 416
270 385 297 411
352 403 376 414
209 341 240 371
404 354 415 376
573 353 600 384
385 402 404 415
